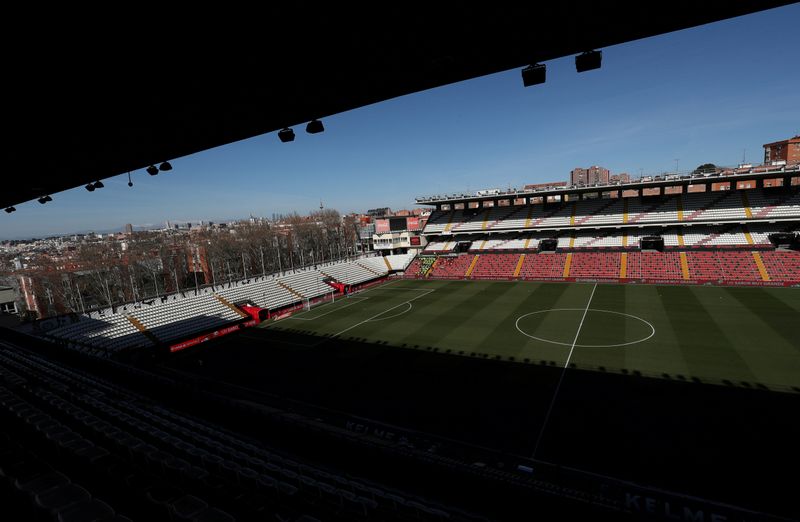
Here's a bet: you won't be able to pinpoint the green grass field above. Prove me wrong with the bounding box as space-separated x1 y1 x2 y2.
266 279 800 391
168 278 800 513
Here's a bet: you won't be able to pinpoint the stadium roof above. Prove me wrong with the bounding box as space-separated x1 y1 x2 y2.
4 2 793 209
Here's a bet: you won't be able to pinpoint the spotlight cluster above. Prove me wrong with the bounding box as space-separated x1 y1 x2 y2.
277 120 325 142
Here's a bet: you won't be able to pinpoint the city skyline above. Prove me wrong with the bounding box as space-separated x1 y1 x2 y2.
1 3 798 240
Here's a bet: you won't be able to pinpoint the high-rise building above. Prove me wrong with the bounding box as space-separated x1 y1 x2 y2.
570 166 610 186
124 223 133 235
763 135 800 165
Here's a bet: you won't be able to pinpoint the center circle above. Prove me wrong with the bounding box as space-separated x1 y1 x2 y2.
515 308 655 348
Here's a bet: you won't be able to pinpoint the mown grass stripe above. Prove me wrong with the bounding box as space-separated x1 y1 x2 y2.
722 287 799 353
658 286 758 383
475 282 570 353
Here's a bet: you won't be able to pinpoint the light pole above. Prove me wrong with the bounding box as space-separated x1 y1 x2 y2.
259 246 265 276
675 158 679 174
171 255 180 293
273 236 282 274
129 271 138 302
77 285 85 314
193 248 200 294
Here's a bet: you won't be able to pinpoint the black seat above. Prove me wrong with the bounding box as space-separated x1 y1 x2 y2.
35 484 91 516
57 498 115 522
168 494 209 521
193 507 236 522
15 471 70 498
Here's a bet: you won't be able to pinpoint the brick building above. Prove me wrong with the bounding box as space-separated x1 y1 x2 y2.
570 166 610 186
763 135 800 165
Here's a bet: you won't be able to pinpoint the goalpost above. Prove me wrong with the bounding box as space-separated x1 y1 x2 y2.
304 289 335 311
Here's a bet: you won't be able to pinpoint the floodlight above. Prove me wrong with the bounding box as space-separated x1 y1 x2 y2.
278 127 295 142
575 50 602 72
521 63 546 87
306 119 324 134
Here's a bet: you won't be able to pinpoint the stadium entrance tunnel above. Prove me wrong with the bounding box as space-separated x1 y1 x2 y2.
516 308 655 348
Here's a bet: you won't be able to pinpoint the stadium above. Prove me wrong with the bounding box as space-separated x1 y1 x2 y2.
2 4 799 522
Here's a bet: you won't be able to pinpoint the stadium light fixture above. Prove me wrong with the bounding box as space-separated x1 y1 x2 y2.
159 161 172 172
521 63 546 87
306 119 324 134
93 180 104 189
4 207 15 213
575 50 602 72
85 183 96 192
38 195 52 204
147 165 159 176
278 127 295 142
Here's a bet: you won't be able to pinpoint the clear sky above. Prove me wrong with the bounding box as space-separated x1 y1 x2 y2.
3 4 799 240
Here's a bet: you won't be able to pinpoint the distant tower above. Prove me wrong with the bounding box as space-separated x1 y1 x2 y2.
124 223 133 235
319 200 324 210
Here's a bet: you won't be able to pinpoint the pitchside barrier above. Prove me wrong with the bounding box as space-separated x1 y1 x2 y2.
347 275 391 294
406 274 800 287
268 291 336 322
169 319 258 353
268 276 393 322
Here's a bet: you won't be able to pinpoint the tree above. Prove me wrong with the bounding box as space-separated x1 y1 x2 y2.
693 163 718 175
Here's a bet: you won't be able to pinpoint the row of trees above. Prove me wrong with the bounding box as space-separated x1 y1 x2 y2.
7 210 364 318
200 210 361 285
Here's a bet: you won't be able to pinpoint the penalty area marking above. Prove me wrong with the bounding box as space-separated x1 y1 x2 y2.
288 286 432 322
367 301 412 322
331 288 435 338
515 308 655 348
369 287 436 291
287 296 369 321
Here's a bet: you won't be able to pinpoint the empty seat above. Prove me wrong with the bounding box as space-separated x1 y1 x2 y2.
169 494 209 521
57 498 115 522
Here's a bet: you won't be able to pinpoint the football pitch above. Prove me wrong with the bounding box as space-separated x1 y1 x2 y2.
265 279 800 391
168 278 800 514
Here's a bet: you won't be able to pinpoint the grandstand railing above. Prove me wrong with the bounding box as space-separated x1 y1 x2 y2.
415 164 800 204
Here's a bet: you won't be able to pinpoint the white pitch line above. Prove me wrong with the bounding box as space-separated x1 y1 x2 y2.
331 289 435 338
516 308 655 348
287 297 369 320
367 301 413 322
371 287 435 291
532 283 597 459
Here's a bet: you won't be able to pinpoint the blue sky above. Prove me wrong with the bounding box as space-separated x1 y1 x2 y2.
3 4 799 240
